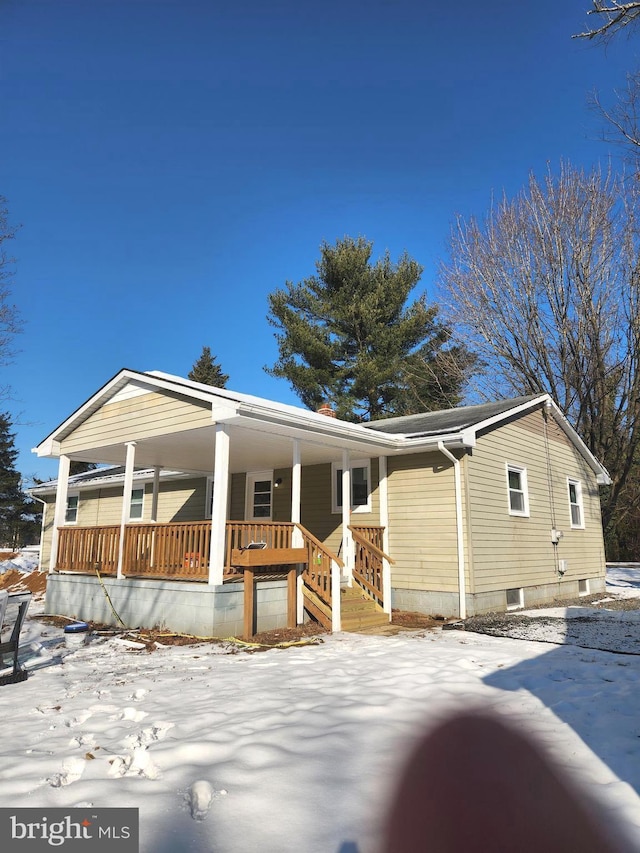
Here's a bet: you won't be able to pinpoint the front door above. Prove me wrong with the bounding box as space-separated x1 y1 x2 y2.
245 471 273 521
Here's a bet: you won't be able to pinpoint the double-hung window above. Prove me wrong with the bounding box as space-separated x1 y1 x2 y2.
332 460 371 513
129 487 145 521
506 464 529 516
65 493 79 524
568 479 584 528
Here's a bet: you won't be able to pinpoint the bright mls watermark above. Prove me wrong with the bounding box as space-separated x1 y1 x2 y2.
0 808 138 851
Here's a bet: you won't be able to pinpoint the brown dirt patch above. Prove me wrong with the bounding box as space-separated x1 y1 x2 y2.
0 569 48 597
391 609 450 630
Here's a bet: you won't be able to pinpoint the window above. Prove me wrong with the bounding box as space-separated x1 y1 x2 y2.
506 464 529 516
65 493 79 524
578 579 590 596
568 479 584 528
332 460 371 513
129 487 145 521
245 471 273 521
506 587 524 610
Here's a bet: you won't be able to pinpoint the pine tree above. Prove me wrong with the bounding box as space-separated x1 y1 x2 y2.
0 413 39 548
188 347 229 388
266 236 474 421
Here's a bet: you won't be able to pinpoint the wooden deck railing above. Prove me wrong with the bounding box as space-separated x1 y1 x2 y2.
349 525 394 608
56 525 120 575
124 522 211 580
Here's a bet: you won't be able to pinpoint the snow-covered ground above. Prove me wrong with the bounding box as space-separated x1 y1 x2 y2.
1 565 640 852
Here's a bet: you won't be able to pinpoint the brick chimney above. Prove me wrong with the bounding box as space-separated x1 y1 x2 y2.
317 402 336 418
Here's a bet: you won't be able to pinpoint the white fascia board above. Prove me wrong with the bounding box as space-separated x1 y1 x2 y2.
32 437 61 458
469 394 551 436
545 399 612 484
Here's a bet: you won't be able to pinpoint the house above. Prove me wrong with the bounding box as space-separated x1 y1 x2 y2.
31 368 610 636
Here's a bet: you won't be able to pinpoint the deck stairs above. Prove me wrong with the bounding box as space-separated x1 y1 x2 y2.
301 581 389 632
339 583 389 632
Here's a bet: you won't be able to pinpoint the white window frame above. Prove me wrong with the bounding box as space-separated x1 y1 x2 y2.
65 492 80 525
245 471 273 521
506 464 529 517
129 486 145 521
332 459 372 514
567 478 585 529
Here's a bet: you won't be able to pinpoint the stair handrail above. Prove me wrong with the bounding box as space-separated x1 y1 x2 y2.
348 526 395 564
295 524 344 568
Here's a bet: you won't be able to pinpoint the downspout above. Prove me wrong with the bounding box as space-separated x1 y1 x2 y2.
437 442 466 620
31 495 47 572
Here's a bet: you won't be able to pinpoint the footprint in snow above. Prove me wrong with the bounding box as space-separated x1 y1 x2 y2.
48 756 86 788
123 722 174 749
187 781 227 821
64 710 93 728
111 707 148 723
129 688 147 702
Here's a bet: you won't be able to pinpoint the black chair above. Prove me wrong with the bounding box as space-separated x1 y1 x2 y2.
0 591 32 685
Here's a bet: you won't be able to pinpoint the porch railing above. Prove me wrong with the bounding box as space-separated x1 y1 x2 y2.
349 525 394 609
124 521 212 579
56 525 121 575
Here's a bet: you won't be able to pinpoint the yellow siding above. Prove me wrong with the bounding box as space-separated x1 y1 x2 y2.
60 391 211 454
386 451 462 592
468 407 606 593
300 460 380 553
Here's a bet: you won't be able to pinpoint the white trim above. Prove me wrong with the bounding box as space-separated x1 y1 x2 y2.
64 492 80 525
438 442 466 620
245 470 273 522
378 455 392 616
332 458 372 514
567 477 585 529
49 455 71 572
506 463 530 517
117 441 137 579
129 486 145 522
209 424 230 585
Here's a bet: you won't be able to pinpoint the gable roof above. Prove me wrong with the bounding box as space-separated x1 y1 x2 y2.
365 395 541 437
31 369 610 484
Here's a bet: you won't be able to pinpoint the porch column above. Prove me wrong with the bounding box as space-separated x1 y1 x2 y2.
117 441 137 580
291 439 304 624
341 450 352 583
49 454 71 572
208 423 230 586
150 466 161 522
378 455 392 616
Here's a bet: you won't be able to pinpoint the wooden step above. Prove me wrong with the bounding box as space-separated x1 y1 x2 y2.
341 609 390 631
339 585 389 631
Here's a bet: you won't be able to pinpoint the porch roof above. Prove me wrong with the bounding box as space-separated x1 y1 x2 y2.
31 368 475 473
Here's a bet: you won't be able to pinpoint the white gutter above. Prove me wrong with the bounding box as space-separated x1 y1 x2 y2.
437 442 466 620
30 494 48 572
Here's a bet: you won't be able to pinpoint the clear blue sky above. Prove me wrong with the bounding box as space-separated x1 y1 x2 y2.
1 0 637 482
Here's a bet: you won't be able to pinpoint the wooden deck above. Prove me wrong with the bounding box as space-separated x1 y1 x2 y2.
54 521 390 632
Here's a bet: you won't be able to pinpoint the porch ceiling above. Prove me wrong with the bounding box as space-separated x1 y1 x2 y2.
65 419 379 475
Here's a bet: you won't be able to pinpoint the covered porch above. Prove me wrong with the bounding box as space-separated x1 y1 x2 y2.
36 370 396 633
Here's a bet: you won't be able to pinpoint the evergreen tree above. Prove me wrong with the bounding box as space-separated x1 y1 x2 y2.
266 236 474 421
0 413 40 548
188 346 229 388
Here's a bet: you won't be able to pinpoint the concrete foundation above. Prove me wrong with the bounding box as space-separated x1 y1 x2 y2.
392 574 606 618
45 573 289 637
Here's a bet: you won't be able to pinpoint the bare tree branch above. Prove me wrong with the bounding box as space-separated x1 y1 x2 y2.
574 2 640 42
438 162 640 546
